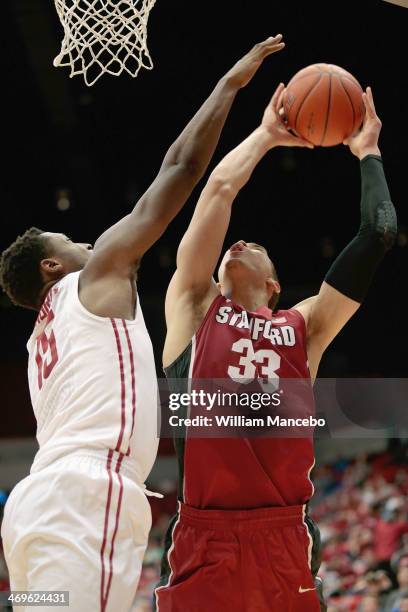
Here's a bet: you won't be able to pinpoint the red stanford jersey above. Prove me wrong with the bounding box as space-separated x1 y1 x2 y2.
166 294 315 509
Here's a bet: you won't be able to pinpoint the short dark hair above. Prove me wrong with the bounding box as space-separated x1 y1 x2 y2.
0 227 47 309
247 242 280 311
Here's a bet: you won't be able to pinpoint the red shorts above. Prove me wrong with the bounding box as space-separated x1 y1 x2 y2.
155 503 321 612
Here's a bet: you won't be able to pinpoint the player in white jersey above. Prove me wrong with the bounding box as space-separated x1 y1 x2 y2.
0 37 286 612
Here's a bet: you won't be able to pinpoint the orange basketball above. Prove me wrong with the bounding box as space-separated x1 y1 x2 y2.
283 64 365 146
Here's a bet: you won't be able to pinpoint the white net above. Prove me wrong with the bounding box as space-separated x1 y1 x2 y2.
53 0 157 86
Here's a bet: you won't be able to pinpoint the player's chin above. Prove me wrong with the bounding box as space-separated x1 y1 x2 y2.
224 259 253 278
225 258 243 270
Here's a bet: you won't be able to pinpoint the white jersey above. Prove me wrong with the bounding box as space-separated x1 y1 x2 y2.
27 271 159 483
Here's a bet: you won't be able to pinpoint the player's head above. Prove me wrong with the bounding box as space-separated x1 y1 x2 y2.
0 228 92 310
218 240 281 310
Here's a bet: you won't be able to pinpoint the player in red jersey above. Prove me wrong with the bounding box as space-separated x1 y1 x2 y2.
155 84 397 611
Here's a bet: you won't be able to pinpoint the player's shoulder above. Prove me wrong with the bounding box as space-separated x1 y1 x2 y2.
50 271 78 300
272 307 303 320
37 272 78 319
272 307 308 332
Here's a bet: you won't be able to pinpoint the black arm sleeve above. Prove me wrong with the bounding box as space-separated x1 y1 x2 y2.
324 155 397 303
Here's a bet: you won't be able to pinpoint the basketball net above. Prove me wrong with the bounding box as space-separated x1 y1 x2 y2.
53 0 156 86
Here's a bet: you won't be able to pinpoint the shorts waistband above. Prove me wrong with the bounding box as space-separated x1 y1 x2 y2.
179 502 306 529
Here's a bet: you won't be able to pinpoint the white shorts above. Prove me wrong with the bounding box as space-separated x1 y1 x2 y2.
1 453 152 612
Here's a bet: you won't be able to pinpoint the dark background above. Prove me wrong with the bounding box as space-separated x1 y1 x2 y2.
0 0 406 436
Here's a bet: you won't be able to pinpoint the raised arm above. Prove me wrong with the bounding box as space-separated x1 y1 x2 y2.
164 84 312 364
84 36 286 278
294 88 397 378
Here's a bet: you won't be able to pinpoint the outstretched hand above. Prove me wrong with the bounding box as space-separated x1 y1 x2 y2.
225 35 285 89
261 83 314 148
343 87 382 159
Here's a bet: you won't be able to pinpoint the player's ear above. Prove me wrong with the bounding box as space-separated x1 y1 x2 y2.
40 258 64 279
266 278 281 298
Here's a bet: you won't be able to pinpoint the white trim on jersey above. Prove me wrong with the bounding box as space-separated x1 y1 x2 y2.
271 316 287 324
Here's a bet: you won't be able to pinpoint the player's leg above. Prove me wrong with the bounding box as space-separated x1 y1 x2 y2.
155 506 243 612
247 510 322 612
1 475 33 599
1 456 151 612
104 478 152 612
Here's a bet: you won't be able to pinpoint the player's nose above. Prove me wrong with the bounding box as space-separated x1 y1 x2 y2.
230 240 247 252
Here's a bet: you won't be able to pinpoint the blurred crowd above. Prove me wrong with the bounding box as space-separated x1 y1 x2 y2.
313 445 408 611
1 445 407 611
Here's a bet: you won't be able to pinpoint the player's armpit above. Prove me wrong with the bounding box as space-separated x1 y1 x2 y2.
293 286 359 378
165 271 218 325
291 295 318 322
163 270 218 367
303 282 360 352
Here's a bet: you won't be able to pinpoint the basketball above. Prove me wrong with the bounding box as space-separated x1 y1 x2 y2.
283 64 365 146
